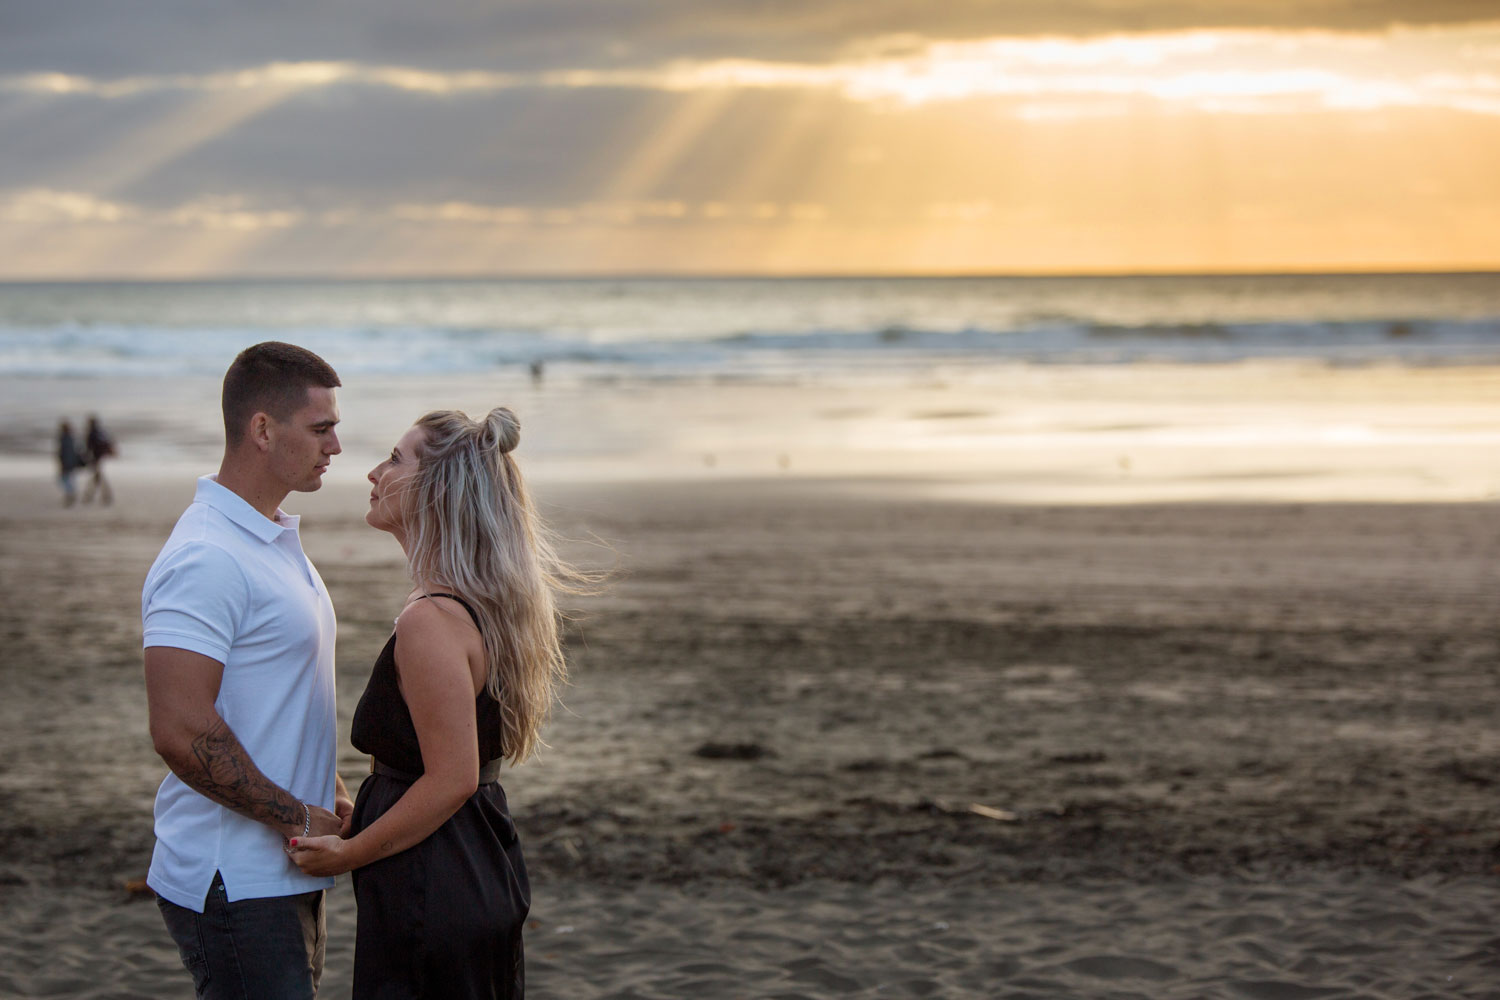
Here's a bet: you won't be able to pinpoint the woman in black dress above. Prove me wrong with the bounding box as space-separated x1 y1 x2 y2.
290 407 581 999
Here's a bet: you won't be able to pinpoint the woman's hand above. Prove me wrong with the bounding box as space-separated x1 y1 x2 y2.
287 834 355 877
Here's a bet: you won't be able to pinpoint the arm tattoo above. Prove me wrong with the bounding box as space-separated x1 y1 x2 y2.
182 716 302 831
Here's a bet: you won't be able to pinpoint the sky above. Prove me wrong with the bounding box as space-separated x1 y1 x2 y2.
1 1 1498 277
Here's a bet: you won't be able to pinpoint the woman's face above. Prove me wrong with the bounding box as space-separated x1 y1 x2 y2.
366 425 427 535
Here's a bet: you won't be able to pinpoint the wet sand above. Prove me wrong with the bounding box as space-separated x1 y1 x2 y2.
0 475 1497 998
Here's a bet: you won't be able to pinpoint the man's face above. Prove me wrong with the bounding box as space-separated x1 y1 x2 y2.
267 386 341 493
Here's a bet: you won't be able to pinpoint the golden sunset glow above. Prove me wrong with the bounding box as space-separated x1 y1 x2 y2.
2 21 1498 276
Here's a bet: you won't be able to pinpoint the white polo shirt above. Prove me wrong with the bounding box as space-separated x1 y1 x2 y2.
142 475 337 911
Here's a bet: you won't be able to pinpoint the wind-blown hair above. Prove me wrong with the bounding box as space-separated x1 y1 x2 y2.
405 407 585 764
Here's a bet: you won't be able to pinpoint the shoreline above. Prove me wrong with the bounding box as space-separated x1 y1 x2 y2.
4 361 1499 505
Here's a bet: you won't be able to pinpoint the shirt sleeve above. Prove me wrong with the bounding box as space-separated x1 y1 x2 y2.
142 542 249 663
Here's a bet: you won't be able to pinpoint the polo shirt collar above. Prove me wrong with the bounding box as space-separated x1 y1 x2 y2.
195 475 299 544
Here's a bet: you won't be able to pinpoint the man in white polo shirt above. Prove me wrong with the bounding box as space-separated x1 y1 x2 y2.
143 341 352 999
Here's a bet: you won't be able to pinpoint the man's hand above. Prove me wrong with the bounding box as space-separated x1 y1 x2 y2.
334 775 355 837
306 804 342 839
335 797 354 837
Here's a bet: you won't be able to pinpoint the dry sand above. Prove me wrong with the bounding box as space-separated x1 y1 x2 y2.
0 475 1497 998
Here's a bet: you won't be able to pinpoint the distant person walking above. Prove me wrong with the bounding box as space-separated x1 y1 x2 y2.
56 420 84 506
82 414 115 505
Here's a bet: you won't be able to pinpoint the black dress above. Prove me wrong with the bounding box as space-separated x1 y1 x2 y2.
349 594 529 1000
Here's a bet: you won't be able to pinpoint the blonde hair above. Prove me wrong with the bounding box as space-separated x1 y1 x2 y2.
404 407 584 764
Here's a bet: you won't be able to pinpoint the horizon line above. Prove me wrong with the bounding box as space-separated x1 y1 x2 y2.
2 266 1499 286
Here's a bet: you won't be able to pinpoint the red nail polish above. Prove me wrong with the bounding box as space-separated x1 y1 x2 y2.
289 839 298 847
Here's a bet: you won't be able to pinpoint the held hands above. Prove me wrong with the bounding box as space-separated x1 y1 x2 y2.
281 803 352 876
335 792 355 837
306 804 343 838
287 834 354 877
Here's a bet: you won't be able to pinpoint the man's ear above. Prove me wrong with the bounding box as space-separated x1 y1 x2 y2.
247 411 274 452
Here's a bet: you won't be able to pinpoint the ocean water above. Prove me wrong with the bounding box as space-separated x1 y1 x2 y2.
3 274 1498 501
1 273 1498 379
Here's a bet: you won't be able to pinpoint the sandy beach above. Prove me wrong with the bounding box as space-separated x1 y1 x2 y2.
0 468 1497 998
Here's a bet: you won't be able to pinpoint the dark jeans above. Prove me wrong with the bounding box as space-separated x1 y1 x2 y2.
157 872 325 999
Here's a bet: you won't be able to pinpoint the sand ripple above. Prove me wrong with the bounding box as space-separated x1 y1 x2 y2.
11 876 1466 998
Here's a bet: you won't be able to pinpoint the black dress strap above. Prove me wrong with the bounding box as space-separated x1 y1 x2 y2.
417 592 482 630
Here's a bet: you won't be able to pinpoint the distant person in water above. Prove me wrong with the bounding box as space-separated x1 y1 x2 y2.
82 414 115 505
56 420 84 506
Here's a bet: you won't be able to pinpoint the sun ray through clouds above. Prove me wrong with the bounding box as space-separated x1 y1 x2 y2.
2 19 1498 275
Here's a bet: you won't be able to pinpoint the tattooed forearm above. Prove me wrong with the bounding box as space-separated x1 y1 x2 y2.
181 715 302 833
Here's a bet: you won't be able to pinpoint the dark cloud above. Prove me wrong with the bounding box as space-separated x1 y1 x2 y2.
0 84 786 207
1 0 1494 76
53 87 878 211
0 80 1038 217
113 88 649 207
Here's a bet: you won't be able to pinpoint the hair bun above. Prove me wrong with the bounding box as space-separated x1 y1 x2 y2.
484 407 521 454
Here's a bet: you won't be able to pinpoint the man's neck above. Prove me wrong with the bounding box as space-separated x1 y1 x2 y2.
215 459 289 522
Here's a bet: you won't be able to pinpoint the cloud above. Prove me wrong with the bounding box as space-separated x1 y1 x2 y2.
0 189 830 231
0 63 527 100
165 196 304 230
2 1 1498 78
0 189 135 223
1 23 1495 233
3 4 1497 276
0 189 303 230
6 27 1498 118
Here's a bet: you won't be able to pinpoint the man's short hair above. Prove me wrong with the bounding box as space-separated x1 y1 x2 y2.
222 342 342 447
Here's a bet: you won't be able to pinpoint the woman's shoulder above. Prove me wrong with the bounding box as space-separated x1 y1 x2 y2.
393 594 485 691
395 593 481 643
